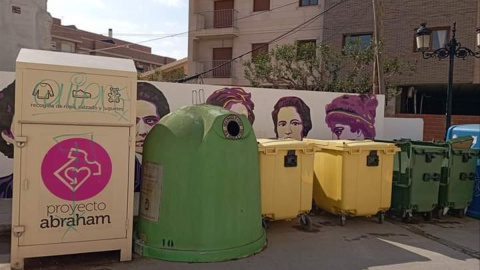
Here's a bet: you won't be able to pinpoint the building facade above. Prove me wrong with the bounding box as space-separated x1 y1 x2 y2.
0 0 52 72
187 0 479 116
188 0 325 86
51 18 176 72
322 0 479 116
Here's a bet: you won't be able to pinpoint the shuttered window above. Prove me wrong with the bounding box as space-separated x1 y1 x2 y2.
252 43 269 59
254 0 270 11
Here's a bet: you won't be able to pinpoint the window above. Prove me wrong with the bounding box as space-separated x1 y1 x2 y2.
414 27 450 52
12 6 21 14
252 43 269 59
254 0 270 11
343 33 372 54
299 0 318 7
296 39 317 59
60 42 74 53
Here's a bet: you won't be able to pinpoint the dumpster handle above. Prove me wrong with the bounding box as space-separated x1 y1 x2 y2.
265 148 277 155
384 148 396 154
304 148 315 155
349 148 361 155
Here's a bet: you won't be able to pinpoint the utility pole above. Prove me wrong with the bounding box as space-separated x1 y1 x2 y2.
372 0 385 95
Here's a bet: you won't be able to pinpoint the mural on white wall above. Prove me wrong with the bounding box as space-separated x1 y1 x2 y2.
272 96 312 141
325 94 379 140
0 79 14 198
0 72 385 198
206 87 255 124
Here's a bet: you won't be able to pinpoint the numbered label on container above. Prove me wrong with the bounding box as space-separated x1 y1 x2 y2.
139 162 163 222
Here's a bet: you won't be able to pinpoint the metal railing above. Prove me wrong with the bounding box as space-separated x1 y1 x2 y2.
196 9 238 30
196 61 234 78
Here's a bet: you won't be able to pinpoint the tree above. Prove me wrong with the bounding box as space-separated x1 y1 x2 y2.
138 68 185 82
243 40 416 99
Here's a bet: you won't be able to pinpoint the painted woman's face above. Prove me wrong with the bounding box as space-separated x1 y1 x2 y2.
276 107 303 140
332 124 364 140
228 103 249 120
1 115 15 146
136 100 160 154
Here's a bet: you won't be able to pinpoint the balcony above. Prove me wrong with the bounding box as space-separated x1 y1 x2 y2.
194 9 238 39
195 61 235 85
196 61 234 78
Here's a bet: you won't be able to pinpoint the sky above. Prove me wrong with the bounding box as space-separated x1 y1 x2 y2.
47 0 189 60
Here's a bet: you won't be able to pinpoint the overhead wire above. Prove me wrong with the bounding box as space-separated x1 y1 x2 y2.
83 0 301 54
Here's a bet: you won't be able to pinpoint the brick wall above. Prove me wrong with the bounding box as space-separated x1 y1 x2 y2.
394 114 480 141
323 0 478 84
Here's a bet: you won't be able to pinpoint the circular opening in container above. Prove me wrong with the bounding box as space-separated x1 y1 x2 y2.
227 120 240 137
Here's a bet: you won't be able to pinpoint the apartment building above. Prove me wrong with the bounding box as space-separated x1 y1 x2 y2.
0 0 52 72
51 18 176 72
187 0 326 86
187 0 479 117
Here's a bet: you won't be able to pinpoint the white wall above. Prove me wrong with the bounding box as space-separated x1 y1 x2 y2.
382 117 424 141
146 81 385 140
0 0 52 71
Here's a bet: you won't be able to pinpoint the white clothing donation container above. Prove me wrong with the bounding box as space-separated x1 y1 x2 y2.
10 49 137 269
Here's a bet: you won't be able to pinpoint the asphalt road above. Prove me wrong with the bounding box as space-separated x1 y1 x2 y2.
1 211 478 270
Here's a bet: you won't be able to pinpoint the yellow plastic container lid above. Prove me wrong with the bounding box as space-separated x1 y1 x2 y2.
257 138 312 151
304 139 399 153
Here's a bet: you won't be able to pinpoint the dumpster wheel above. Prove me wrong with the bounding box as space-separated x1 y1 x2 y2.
340 214 346 226
262 218 268 229
436 208 446 219
457 207 468 218
377 211 385 224
423 211 433 221
299 214 312 230
402 210 412 223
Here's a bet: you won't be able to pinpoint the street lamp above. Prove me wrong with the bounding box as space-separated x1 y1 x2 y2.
415 22 480 136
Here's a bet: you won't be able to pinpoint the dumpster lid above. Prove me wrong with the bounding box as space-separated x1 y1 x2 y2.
448 136 474 150
390 139 448 149
305 139 398 151
257 139 310 150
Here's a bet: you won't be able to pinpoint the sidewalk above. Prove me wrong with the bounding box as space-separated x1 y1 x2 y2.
0 210 478 270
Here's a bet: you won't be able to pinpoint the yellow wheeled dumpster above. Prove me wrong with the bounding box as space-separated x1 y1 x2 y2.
257 139 315 229
306 140 399 226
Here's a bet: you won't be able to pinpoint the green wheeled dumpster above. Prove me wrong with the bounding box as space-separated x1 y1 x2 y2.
438 136 480 217
388 140 448 222
134 104 266 262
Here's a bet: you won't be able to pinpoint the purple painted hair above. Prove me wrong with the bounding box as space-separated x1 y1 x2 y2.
0 81 15 158
325 94 378 138
272 96 312 139
206 87 255 124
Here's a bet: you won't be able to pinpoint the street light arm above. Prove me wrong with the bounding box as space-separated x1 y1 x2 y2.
455 46 480 59
421 48 450 60
421 43 480 60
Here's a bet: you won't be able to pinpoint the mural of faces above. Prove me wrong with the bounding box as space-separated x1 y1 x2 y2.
206 87 255 124
0 81 15 158
325 94 378 140
272 96 312 141
0 81 15 198
136 82 170 154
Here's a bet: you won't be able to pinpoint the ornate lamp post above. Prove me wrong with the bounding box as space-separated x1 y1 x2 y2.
415 22 480 136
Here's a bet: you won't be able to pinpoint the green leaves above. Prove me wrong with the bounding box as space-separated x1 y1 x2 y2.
243 40 416 100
